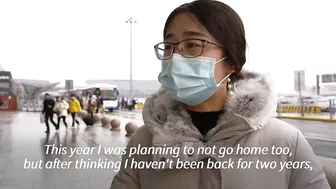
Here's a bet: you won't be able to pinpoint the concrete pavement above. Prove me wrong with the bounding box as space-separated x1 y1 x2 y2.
0 112 129 189
0 111 335 189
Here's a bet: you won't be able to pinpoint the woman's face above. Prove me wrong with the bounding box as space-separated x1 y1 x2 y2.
164 13 235 84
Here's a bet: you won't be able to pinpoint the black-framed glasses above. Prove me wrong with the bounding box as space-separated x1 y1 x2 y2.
154 38 222 60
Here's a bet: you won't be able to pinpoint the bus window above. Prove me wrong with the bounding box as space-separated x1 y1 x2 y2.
94 88 101 96
100 90 118 100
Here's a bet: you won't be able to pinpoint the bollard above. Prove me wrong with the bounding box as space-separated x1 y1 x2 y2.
125 122 138 137
93 113 103 123
318 156 336 188
325 167 336 189
83 114 94 126
110 119 121 131
101 117 111 128
78 110 88 119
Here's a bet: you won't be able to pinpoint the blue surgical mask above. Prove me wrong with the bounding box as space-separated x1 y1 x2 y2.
158 54 231 106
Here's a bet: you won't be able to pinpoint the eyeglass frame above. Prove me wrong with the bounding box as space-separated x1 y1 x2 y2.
154 38 223 60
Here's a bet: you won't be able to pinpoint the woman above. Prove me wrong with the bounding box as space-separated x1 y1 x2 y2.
95 95 104 113
53 96 69 130
110 1 330 189
88 95 97 116
68 93 82 127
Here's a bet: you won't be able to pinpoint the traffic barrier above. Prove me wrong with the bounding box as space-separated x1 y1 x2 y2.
137 103 144 110
277 106 322 114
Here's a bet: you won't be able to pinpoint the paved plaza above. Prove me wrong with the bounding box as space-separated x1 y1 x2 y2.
0 112 133 189
0 111 335 189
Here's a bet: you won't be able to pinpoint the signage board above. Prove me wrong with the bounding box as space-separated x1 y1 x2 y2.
0 82 9 88
294 70 306 92
321 74 333 83
65 80 74 91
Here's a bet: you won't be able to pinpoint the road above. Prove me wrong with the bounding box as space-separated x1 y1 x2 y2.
0 112 121 189
109 110 336 159
281 119 336 159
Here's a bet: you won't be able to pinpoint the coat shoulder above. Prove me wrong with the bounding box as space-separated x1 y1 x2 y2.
267 118 299 134
262 118 301 145
128 125 153 147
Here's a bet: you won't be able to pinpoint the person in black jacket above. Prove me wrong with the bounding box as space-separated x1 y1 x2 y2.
96 95 104 113
42 93 57 133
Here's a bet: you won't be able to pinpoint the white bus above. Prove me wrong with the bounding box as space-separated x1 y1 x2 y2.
68 83 119 112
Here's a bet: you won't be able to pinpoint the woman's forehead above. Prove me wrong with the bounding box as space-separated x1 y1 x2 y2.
165 13 211 41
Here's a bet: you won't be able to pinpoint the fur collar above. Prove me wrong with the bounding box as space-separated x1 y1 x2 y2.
142 70 278 145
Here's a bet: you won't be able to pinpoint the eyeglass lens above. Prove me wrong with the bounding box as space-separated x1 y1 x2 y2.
156 39 204 60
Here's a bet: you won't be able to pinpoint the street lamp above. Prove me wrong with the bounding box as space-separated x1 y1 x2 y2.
126 18 136 100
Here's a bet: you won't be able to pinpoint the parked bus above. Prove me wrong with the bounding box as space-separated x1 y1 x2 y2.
67 83 120 112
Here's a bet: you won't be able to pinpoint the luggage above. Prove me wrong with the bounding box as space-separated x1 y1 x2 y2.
40 113 45 124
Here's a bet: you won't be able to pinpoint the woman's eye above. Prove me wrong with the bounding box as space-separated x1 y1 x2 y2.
187 43 202 48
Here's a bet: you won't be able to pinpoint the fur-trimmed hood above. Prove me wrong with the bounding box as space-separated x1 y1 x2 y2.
142 70 278 146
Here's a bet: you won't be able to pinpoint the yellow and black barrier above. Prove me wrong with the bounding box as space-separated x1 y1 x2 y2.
137 103 144 110
277 106 322 114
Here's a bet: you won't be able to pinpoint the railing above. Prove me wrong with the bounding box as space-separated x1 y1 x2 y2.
18 100 144 112
19 100 43 112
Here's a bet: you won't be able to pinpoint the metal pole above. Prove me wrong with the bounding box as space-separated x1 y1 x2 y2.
130 21 133 100
329 99 334 119
316 75 320 95
298 72 304 116
126 18 136 100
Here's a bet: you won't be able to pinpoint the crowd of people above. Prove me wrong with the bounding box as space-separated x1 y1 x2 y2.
41 92 142 133
41 93 103 133
119 97 137 110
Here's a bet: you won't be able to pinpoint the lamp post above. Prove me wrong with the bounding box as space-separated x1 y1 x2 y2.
126 18 136 100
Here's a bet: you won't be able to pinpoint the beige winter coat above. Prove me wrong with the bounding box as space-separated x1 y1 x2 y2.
110 70 330 189
53 100 69 117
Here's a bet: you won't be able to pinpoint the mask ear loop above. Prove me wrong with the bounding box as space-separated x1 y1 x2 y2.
218 72 234 96
218 73 231 85
215 57 234 96
214 56 227 64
